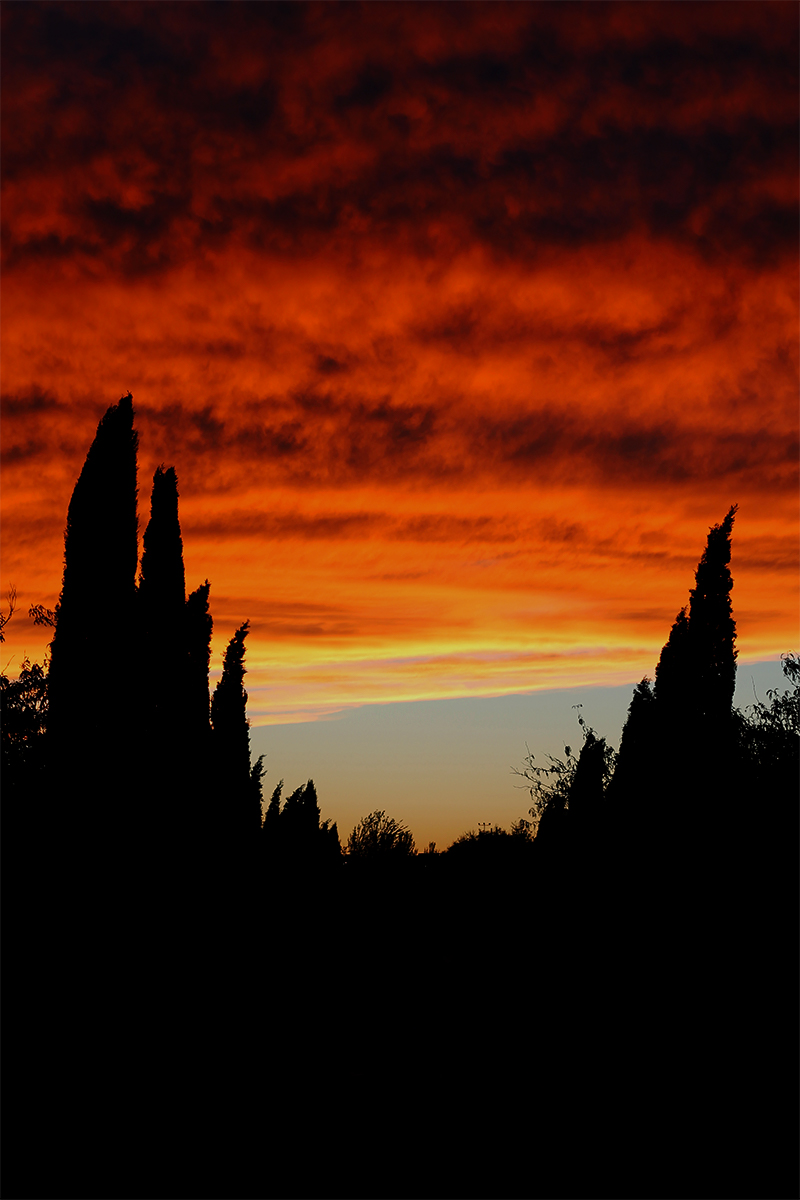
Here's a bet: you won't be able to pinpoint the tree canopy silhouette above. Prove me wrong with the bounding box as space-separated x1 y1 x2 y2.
610 505 740 860
37 394 264 865
262 777 341 868
211 622 260 841
345 810 415 860
0 657 49 824
515 708 615 853
46 392 139 837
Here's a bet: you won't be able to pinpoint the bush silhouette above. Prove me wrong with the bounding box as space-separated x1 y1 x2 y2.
345 810 415 860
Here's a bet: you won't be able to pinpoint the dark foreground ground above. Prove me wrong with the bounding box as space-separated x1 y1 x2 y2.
4 844 797 1200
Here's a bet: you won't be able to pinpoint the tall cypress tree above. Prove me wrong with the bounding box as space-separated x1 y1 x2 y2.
568 728 610 850
686 504 738 725
185 581 213 735
654 607 690 712
609 507 739 864
137 465 189 840
210 622 259 840
182 581 214 848
654 507 737 727
281 779 322 850
139 466 185 629
263 780 283 834
47 393 139 836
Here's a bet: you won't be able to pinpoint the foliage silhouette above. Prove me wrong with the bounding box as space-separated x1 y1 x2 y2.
686 503 738 722
46 392 139 842
185 580 213 729
250 753 267 825
443 822 536 878
262 778 341 870
137 465 191 840
610 505 741 863
515 707 615 852
732 651 799 867
345 809 415 861
138 465 186 623
5 405 798 1200
29 603 57 629
653 507 737 733
0 586 16 642
263 778 283 835
0 657 49 816
514 739 577 835
30 395 270 868
210 622 260 840
281 777 320 833
653 605 690 712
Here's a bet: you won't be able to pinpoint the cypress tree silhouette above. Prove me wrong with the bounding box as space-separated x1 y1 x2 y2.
654 606 690 713
184 581 214 842
262 777 341 869
605 677 656 847
210 622 259 841
686 504 738 725
280 779 326 860
654 506 737 727
251 753 266 821
185 581 213 734
139 466 185 629
568 726 611 851
137 466 188 839
263 779 283 839
47 393 139 840
610 507 739 866
657 506 738 832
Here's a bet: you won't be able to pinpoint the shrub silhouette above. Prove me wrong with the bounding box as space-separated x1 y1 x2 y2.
733 652 799 860
0 657 49 828
515 709 615 850
345 810 415 860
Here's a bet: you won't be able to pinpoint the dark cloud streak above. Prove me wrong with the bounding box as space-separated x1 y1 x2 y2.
3 1 796 275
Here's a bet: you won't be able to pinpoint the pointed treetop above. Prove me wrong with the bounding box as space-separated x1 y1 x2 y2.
220 621 249 681
48 392 140 743
654 506 738 722
139 463 186 613
690 504 737 613
210 621 250 732
58 392 139 611
687 503 738 719
654 606 690 708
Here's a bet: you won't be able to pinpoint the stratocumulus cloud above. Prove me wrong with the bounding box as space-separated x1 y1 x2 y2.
1 1 797 716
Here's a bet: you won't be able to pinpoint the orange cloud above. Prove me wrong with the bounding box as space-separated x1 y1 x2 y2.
2 2 797 719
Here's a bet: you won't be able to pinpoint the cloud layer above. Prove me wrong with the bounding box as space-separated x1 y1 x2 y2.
2 2 797 715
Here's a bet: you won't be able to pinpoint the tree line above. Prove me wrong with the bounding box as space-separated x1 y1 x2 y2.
1 393 797 882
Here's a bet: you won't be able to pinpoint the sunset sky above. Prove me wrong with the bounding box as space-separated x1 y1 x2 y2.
2 2 797 845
